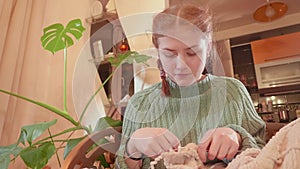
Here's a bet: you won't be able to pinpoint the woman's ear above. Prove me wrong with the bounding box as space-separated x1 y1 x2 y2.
204 40 214 74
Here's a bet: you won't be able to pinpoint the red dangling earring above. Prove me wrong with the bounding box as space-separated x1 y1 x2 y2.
157 59 170 96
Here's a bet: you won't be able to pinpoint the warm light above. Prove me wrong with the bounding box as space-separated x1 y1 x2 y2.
271 96 276 100
253 1 288 22
253 101 258 106
265 4 275 18
119 41 128 51
277 99 282 104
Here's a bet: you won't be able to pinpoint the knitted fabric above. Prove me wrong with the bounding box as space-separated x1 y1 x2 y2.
115 74 266 169
150 143 206 169
226 118 300 169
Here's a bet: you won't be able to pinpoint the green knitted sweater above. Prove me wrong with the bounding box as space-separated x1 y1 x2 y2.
116 74 266 169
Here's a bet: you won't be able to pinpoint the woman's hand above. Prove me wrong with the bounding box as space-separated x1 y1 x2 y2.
198 127 241 162
127 128 180 158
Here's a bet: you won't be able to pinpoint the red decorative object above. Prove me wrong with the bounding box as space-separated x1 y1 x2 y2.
119 41 128 52
253 2 288 22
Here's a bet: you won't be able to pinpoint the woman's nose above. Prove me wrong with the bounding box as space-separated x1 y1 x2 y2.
176 54 188 68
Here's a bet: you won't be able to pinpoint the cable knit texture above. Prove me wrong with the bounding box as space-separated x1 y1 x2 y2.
115 74 266 169
226 118 300 169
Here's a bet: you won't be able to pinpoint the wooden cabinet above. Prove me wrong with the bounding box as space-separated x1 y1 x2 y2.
231 44 258 94
251 32 300 64
91 17 133 116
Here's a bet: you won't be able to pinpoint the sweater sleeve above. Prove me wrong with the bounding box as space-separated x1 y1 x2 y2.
115 91 152 169
115 97 139 169
225 79 266 151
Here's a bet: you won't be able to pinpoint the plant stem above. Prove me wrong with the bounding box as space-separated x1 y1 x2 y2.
55 125 90 153
79 73 113 122
34 126 83 146
63 47 67 112
31 140 74 146
48 128 61 168
0 89 79 126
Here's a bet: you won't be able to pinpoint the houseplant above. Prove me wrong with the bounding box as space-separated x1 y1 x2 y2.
0 18 150 169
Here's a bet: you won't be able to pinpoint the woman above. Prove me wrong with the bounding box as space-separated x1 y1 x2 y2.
116 5 265 169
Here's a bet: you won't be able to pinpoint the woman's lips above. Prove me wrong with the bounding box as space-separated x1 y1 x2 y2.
175 73 190 76
175 73 192 78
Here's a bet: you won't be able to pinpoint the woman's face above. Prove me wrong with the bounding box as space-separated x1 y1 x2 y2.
158 35 207 86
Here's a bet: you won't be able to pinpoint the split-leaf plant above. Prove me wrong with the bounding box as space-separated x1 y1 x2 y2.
0 18 151 169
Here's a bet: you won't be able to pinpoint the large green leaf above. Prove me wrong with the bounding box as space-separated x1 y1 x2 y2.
93 117 122 132
41 19 85 54
63 137 84 159
0 156 9 169
108 51 152 67
98 154 110 168
0 144 22 169
17 120 57 146
20 142 55 169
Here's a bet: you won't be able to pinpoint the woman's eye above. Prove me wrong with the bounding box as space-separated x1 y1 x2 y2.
186 49 202 57
186 51 197 56
161 51 177 57
186 50 199 56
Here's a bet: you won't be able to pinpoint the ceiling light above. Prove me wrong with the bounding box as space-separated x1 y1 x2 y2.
253 1 288 22
265 4 276 18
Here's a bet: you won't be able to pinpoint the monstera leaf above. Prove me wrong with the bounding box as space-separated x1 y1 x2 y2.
108 51 151 67
41 19 85 54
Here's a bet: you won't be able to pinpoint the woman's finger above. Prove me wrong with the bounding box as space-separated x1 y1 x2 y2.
164 130 180 148
143 141 163 157
207 137 221 161
198 129 214 162
226 144 239 160
216 143 228 160
158 135 173 151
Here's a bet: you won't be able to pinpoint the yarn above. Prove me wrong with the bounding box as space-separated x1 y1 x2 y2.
150 119 300 169
227 118 300 169
150 143 207 169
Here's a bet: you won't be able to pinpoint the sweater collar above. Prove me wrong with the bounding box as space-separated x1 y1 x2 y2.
166 74 213 98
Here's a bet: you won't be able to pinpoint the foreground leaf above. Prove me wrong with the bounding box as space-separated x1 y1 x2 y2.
41 19 85 54
63 137 84 159
20 142 56 169
0 156 9 169
108 51 151 67
93 117 122 132
98 154 110 168
17 120 57 146
0 144 22 169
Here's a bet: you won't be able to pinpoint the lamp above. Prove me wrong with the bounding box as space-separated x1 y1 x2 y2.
265 3 276 18
119 40 129 52
253 0 288 22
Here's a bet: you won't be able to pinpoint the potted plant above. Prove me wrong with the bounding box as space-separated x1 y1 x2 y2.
0 18 150 169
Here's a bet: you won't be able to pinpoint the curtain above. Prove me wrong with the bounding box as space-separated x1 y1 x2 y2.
0 0 93 168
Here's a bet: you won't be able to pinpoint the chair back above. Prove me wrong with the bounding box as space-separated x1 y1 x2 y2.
62 127 122 169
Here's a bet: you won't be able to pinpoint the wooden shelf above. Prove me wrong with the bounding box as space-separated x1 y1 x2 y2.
258 111 274 114
251 32 300 64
